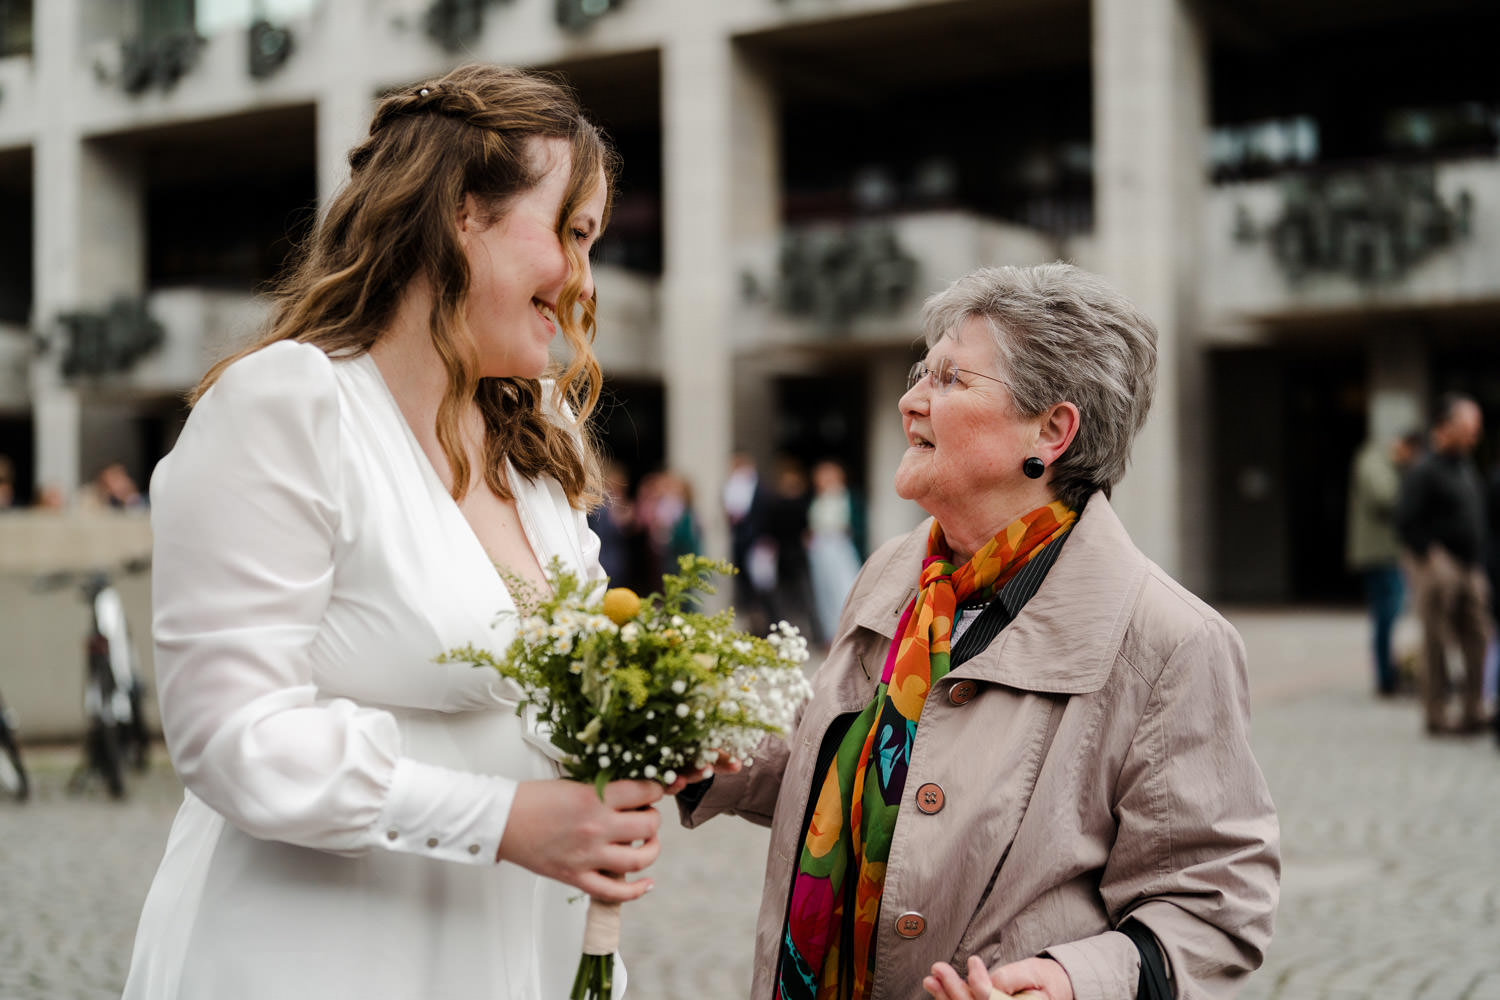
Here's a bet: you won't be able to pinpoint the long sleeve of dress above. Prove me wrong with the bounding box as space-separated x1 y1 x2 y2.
150 342 516 865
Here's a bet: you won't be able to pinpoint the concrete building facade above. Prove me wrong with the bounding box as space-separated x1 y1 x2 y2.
0 0 1497 607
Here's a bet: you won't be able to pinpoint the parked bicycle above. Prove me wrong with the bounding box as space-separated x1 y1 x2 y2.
0 687 29 802
34 557 152 799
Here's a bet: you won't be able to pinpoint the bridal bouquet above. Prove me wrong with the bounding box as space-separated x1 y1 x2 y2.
441 555 813 1000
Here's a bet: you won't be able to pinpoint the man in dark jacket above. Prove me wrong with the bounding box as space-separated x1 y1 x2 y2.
1397 393 1490 735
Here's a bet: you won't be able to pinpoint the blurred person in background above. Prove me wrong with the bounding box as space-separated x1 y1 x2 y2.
806 458 865 645
1487 453 1500 737
725 451 771 631
661 470 703 570
0 454 13 509
122 65 666 1000
94 461 148 510
765 456 817 641
588 457 640 589
638 468 701 579
1346 431 1419 696
680 263 1279 1000
634 470 669 581
34 483 65 511
1396 393 1490 736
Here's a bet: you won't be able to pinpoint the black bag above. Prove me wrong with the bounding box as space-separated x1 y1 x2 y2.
1119 919 1172 1000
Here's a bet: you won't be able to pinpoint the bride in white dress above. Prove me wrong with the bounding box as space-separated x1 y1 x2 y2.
123 65 663 1000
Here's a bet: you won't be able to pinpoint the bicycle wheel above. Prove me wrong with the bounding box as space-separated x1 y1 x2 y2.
90 722 126 799
125 685 150 772
0 725 29 802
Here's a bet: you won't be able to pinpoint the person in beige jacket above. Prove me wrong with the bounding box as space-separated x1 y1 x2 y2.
679 264 1279 1000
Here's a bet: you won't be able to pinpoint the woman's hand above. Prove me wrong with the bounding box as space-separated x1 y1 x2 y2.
663 752 742 795
923 956 1074 1000
496 778 663 902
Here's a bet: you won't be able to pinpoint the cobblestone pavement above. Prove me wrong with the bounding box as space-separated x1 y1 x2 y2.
4 609 1499 999
0 752 185 1000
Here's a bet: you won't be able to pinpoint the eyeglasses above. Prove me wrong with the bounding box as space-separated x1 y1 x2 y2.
906 357 1009 394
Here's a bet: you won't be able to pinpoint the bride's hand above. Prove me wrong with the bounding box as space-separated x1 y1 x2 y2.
663 752 742 794
497 778 662 902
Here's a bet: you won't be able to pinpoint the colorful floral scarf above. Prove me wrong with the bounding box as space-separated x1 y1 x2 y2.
776 501 1078 999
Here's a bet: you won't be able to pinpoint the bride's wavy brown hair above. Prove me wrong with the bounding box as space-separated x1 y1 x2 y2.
193 64 617 509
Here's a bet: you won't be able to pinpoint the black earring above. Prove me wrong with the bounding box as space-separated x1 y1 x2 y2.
1023 457 1045 479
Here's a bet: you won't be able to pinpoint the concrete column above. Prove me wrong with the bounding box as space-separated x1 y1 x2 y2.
661 15 779 563
732 362 779 474
315 0 376 208
30 388 80 503
1092 0 1208 585
31 0 146 502
33 141 147 501
32 109 81 498
77 142 146 298
866 353 925 547
1368 333 1427 445
30 0 78 322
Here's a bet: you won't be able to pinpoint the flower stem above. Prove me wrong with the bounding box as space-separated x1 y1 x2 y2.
569 953 612 999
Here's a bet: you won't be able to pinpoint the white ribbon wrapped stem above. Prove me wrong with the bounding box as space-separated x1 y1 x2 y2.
581 898 622 957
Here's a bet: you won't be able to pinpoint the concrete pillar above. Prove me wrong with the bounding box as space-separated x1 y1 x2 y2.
315 0 376 208
1091 0 1209 586
31 0 146 502
33 141 147 501
732 362 779 474
31 118 81 500
77 141 146 298
866 353 925 547
1368 333 1427 445
661 14 779 563
30 0 78 503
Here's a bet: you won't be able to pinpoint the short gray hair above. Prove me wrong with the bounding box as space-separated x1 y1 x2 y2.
920 262 1158 509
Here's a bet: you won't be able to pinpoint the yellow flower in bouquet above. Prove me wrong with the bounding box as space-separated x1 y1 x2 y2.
601 588 641 626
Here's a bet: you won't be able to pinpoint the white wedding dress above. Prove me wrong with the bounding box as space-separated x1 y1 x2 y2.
123 341 622 999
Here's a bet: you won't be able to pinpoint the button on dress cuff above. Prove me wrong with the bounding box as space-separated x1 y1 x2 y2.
374 757 517 866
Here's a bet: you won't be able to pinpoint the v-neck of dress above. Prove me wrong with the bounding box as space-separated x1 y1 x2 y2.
352 353 553 604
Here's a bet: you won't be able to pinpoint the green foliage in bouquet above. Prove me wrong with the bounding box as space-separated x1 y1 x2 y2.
440 554 811 798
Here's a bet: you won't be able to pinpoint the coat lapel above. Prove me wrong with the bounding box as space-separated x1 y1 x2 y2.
849 494 1148 697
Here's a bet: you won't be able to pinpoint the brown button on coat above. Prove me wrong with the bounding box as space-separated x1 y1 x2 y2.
683 494 1280 1000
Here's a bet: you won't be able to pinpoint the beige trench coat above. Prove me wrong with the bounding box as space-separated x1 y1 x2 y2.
683 494 1280 1000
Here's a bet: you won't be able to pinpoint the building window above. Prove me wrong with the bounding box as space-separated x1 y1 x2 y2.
140 0 194 39
0 0 32 58
194 0 316 36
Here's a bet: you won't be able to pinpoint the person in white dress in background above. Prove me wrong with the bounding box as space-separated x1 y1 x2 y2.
123 65 664 1000
806 459 865 643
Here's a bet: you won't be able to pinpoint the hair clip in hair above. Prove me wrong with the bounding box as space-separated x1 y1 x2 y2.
419 88 431 97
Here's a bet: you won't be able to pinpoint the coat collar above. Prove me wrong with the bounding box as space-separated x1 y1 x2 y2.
850 493 1148 695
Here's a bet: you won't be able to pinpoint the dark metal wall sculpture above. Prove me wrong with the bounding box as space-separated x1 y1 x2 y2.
556 0 627 32
425 0 501 52
1235 164 1475 286
51 299 165 379
247 17 294 79
771 221 919 333
425 0 625 47
120 0 202 95
120 32 203 94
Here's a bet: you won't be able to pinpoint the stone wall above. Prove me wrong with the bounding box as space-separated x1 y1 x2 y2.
0 510 154 741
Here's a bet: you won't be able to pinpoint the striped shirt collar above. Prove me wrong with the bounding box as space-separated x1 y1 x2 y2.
950 526 1073 668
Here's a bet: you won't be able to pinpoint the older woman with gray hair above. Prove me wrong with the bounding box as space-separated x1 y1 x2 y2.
680 263 1279 1000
